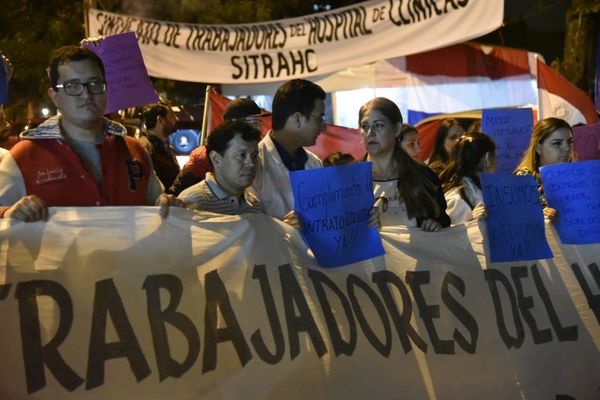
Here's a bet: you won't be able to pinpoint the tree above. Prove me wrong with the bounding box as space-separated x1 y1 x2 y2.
554 0 600 95
0 0 85 122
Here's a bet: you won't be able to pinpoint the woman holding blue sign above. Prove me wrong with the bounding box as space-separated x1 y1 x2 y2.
440 132 496 225
514 117 573 220
360 97 450 231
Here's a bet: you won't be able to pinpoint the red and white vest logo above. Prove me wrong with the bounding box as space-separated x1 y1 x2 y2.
35 167 67 185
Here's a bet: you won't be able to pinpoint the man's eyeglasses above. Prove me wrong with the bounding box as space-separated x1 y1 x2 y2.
55 80 106 96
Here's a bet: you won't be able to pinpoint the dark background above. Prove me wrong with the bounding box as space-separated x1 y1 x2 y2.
0 0 593 126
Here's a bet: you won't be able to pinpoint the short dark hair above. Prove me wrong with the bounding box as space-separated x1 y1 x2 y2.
49 46 105 89
271 79 326 130
323 152 355 167
223 98 262 121
207 120 261 157
142 102 170 130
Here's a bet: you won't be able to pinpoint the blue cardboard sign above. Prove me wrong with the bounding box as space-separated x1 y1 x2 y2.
541 160 600 244
481 108 533 174
481 173 553 263
290 162 384 268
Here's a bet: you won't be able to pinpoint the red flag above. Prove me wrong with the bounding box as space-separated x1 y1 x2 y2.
207 87 230 135
207 88 271 138
537 59 598 125
307 125 364 161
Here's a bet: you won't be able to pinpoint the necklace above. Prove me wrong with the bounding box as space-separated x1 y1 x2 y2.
373 165 399 181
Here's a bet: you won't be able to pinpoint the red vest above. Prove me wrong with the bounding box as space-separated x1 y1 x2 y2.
11 135 151 206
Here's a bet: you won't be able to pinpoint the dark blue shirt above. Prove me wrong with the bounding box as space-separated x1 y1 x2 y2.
271 135 309 172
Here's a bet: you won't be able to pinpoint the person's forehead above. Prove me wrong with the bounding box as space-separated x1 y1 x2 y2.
57 59 103 81
544 128 571 141
225 134 258 152
361 109 387 122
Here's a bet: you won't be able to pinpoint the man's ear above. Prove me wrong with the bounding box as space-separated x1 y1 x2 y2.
292 112 303 129
47 87 59 107
209 150 222 167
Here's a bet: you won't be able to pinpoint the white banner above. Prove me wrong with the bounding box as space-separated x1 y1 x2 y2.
87 0 504 84
0 207 598 399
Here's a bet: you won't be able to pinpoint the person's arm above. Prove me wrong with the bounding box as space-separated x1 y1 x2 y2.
142 151 187 219
168 169 203 196
168 146 211 195
282 210 302 230
369 196 387 229
514 168 557 221
3 195 48 221
147 168 188 219
543 207 558 221
0 153 48 221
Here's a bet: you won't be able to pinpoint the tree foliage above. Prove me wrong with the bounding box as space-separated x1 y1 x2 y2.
0 0 84 121
554 0 600 95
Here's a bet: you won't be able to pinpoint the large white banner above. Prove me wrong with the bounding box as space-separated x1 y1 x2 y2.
87 0 504 84
0 207 598 399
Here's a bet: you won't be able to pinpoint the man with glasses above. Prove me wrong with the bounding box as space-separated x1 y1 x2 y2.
169 97 268 195
0 45 175 221
250 79 326 220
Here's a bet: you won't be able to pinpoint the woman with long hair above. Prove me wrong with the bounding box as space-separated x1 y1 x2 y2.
514 117 573 220
439 132 496 225
428 118 465 176
360 97 450 231
399 123 421 161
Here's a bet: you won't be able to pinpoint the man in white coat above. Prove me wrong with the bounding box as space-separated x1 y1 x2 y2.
250 79 326 220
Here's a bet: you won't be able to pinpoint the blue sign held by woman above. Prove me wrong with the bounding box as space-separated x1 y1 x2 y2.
290 162 384 267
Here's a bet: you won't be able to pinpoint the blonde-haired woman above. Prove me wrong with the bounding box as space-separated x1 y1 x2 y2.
514 117 573 220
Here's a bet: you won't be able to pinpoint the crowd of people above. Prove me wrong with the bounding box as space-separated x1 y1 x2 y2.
0 44 582 236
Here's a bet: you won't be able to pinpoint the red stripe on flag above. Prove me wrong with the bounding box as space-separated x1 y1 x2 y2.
406 43 530 79
537 59 598 124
